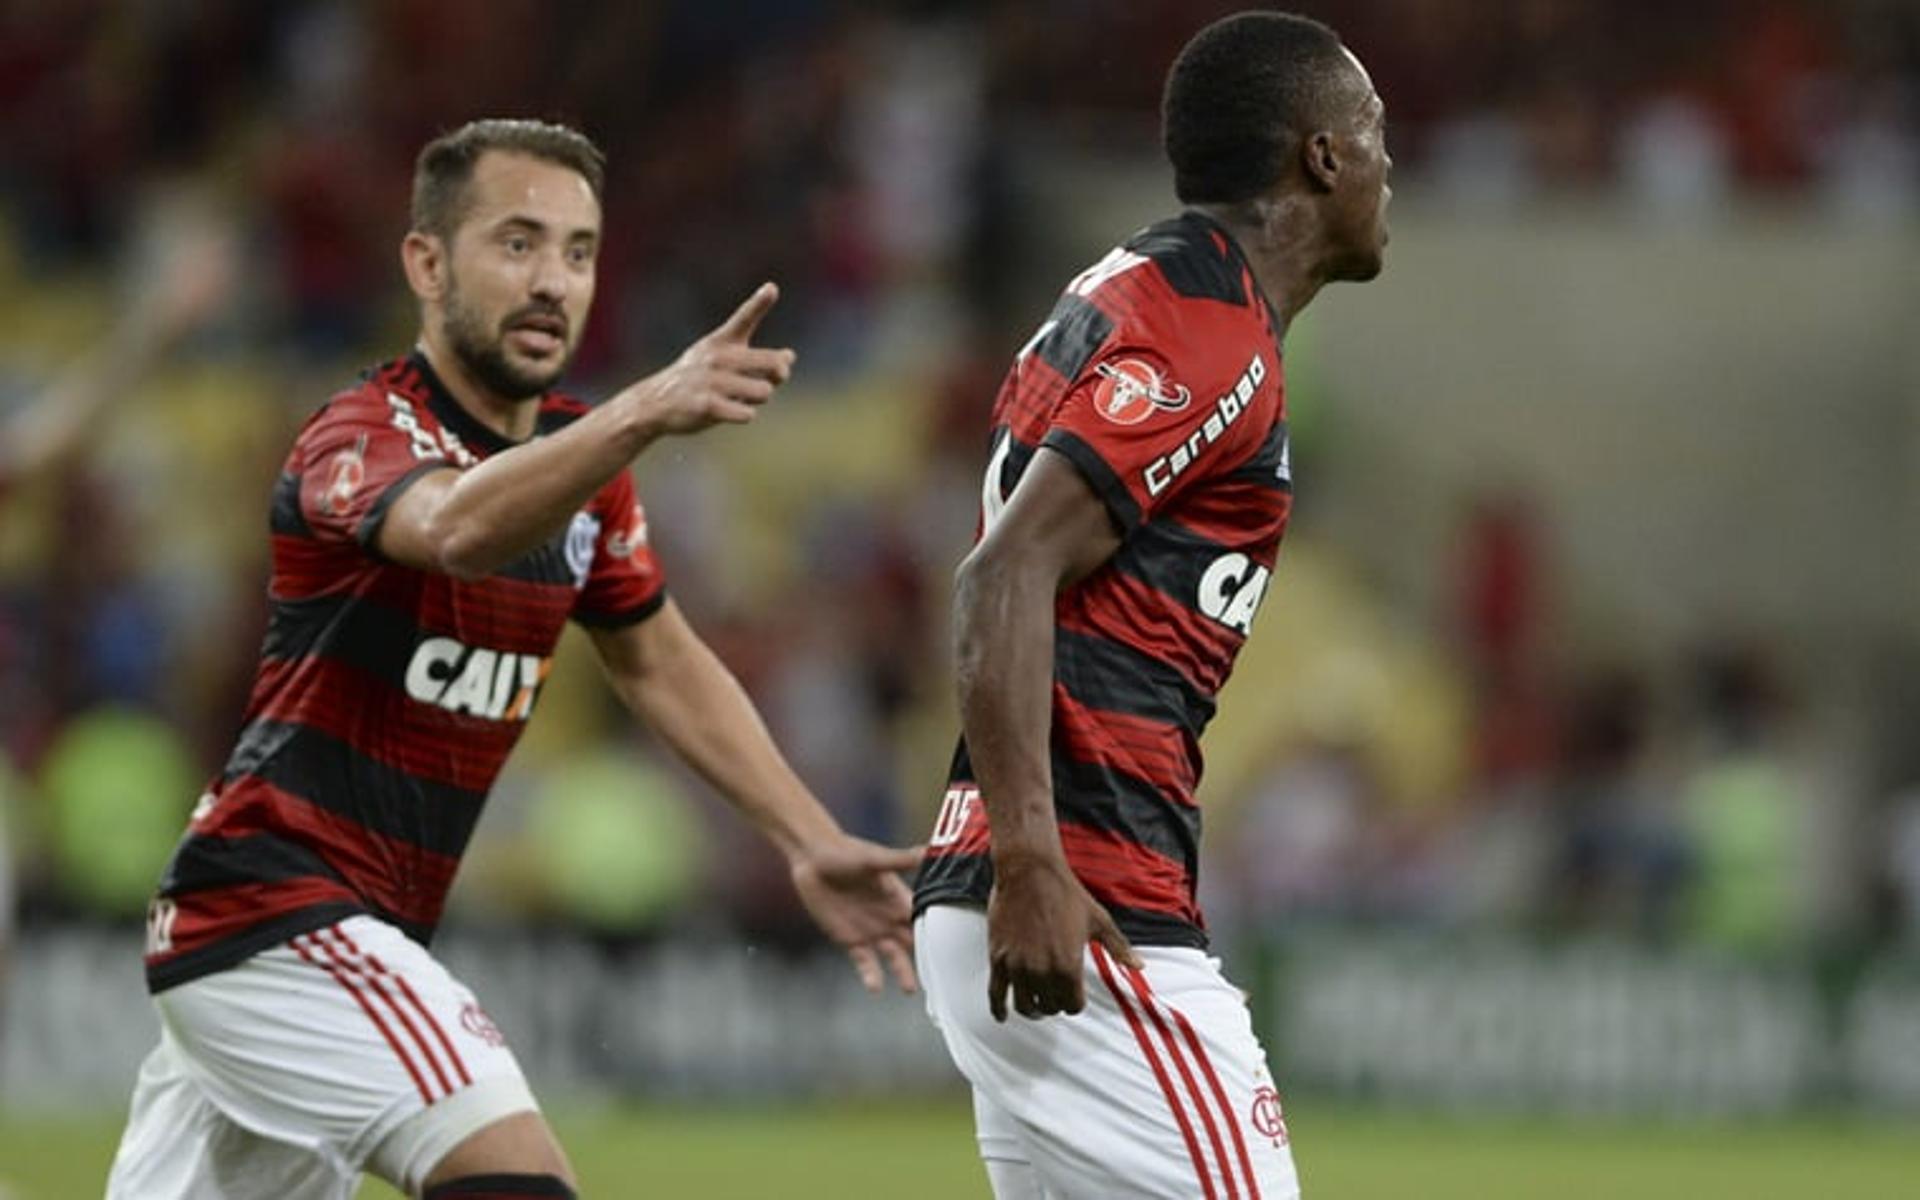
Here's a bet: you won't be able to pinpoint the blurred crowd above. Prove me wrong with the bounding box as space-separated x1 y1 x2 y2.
1 0 1917 962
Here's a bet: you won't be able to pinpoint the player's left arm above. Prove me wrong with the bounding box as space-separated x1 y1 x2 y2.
587 603 922 994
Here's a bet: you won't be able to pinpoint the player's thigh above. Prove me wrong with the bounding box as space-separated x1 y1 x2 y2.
971 1086 1054 1200
917 905 1299 1200
158 916 541 1194
418 1110 574 1190
108 1036 355 1200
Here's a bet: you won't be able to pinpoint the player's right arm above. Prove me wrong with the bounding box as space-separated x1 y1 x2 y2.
377 284 794 579
957 448 1142 1023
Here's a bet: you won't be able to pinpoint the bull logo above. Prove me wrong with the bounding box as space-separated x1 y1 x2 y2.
1092 359 1191 426
322 435 369 517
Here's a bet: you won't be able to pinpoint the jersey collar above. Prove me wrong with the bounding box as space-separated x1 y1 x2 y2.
1183 209 1287 341
405 349 536 456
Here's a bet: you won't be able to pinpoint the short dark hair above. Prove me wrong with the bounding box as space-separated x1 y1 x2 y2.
1162 11 1355 205
411 118 606 239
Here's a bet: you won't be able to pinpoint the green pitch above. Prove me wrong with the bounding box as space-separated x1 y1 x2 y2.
3 1100 1914 1198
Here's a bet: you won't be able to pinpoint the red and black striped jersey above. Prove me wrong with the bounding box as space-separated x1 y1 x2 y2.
144 353 665 992
914 212 1293 949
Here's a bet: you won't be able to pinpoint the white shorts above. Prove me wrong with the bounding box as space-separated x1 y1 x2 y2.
917 905 1301 1200
107 916 538 1199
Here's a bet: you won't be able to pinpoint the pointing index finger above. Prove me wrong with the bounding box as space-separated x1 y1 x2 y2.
712 281 780 344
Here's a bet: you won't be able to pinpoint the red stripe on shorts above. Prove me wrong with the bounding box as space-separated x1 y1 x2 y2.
1121 962 1239 1199
313 927 454 1098
291 934 434 1103
1092 942 1218 1200
1168 1002 1262 1199
332 923 474 1088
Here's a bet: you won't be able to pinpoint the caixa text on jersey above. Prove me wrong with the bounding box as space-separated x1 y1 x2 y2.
404 636 552 721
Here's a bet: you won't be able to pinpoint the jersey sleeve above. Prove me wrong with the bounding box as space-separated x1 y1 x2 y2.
294 390 453 552
1039 342 1268 534
571 468 668 627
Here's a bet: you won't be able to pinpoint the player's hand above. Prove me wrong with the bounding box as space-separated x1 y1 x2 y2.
986 852 1140 1022
623 282 797 434
789 833 924 995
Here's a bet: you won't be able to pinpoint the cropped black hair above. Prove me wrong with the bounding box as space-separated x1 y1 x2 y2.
1162 11 1354 204
412 118 606 240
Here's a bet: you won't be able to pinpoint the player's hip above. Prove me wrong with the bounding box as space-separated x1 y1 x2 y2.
914 906 1297 1198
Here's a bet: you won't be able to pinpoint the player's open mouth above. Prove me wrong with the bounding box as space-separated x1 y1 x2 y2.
506 316 566 355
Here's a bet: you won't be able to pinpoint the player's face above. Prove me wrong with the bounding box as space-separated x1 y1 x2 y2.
1328 48 1392 282
439 151 600 400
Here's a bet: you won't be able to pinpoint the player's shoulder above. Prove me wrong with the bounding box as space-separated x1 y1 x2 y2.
1065 213 1270 358
1120 211 1260 311
1075 213 1274 373
279 360 406 467
299 356 422 435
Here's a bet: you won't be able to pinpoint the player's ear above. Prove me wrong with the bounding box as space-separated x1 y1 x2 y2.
1301 129 1340 193
401 230 448 302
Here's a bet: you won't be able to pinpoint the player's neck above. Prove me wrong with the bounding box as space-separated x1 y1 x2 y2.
416 333 541 442
1194 200 1331 332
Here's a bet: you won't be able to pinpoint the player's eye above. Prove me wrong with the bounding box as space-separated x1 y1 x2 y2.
567 243 594 267
503 234 531 255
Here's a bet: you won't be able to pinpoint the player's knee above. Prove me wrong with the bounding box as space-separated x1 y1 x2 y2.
423 1174 576 1198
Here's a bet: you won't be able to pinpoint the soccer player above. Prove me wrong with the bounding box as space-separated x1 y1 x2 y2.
912 14 1391 1198
106 119 921 1200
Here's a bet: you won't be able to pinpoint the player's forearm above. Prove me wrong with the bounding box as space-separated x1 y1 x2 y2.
614 617 840 860
953 547 1069 870
426 391 664 578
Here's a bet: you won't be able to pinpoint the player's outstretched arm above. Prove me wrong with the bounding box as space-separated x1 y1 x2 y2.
586 602 923 995
955 448 1142 1022
0 226 234 489
378 284 795 579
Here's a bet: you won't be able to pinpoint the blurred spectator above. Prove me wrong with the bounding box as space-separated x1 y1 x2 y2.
1816 74 1919 224
1218 737 1386 925
1882 783 1920 945
0 203 235 495
1677 643 1808 957
1620 89 1734 222
1545 668 1688 941
36 707 196 919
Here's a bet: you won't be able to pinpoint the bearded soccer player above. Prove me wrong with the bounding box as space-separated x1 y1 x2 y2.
106 119 921 1200
912 14 1391 1198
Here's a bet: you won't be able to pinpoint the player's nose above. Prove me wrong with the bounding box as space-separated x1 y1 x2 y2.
529 251 569 303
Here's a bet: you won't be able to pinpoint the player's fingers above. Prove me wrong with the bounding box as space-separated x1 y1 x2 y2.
1059 973 1088 1016
712 371 776 403
1093 913 1143 971
873 875 916 924
879 936 919 995
847 944 883 994
1013 982 1043 1020
988 959 1010 1023
710 344 796 384
858 841 926 875
706 398 760 425
708 281 780 344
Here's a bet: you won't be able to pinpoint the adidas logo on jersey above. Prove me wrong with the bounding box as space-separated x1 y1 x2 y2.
1143 352 1266 498
403 637 552 721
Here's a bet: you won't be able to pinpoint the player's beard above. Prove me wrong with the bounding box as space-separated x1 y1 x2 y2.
441 277 572 401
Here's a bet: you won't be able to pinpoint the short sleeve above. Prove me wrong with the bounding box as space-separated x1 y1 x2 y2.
571 468 667 627
295 391 453 551
1040 344 1271 534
